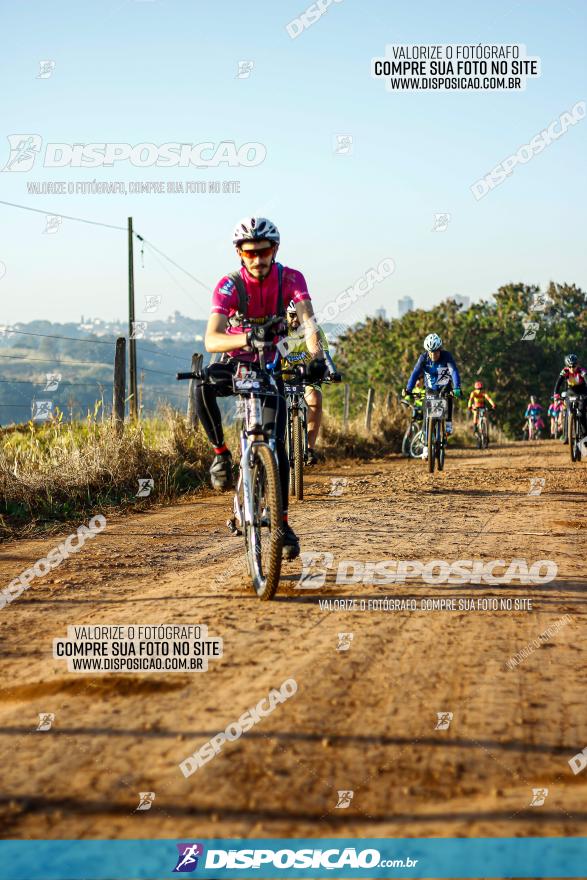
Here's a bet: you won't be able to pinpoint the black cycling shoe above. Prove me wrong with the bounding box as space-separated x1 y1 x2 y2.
306 447 318 466
210 451 233 491
281 522 300 561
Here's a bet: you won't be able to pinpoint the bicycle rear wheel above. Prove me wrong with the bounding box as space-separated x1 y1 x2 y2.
480 417 488 449
292 411 304 500
245 443 283 600
427 417 435 473
437 420 445 471
410 429 424 458
402 425 413 457
570 412 579 462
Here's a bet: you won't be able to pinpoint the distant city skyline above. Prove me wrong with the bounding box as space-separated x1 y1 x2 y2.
398 296 414 317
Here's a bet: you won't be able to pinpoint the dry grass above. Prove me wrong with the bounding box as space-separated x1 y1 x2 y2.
0 407 213 537
319 401 405 460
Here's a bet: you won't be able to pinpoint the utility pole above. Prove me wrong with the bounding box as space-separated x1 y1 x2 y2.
128 216 138 419
139 368 144 420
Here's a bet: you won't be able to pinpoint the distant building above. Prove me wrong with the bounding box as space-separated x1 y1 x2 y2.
398 296 414 317
453 295 470 310
374 307 387 320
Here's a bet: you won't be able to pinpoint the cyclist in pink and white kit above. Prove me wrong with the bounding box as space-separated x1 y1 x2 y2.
195 216 324 560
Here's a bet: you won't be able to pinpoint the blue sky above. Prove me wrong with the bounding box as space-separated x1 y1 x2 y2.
1 0 586 325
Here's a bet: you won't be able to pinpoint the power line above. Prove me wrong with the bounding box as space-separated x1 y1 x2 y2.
4 328 197 364
136 343 192 365
0 353 112 367
0 377 113 387
7 329 116 345
0 199 127 231
140 240 206 311
140 366 177 377
138 237 212 296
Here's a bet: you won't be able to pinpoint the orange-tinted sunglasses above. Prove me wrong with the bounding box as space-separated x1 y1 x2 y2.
239 245 275 259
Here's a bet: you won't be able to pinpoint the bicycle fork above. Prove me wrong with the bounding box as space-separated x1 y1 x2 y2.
227 435 256 537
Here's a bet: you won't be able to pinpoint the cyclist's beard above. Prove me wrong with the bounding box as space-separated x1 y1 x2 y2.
242 257 275 281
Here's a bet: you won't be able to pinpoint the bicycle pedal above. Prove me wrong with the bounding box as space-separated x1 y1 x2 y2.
226 518 242 537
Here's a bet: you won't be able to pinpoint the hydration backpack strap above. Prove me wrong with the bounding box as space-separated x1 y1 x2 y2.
276 262 285 317
226 271 248 320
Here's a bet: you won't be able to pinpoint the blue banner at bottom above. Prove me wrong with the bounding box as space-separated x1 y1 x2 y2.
1 838 586 880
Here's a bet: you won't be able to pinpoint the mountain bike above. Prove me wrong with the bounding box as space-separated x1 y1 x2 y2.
550 412 561 439
424 389 451 473
567 392 585 463
284 365 308 501
561 394 569 444
475 407 490 449
527 415 543 441
177 316 285 600
400 398 424 458
284 366 341 500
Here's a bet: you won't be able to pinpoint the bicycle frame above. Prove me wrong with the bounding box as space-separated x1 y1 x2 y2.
231 365 281 526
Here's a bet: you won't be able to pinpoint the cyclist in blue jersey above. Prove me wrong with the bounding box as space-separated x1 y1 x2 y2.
404 334 462 446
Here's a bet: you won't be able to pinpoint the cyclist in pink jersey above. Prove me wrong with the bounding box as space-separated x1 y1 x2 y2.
195 216 323 560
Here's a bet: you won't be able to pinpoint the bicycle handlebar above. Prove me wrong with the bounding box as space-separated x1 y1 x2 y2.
176 371 201 381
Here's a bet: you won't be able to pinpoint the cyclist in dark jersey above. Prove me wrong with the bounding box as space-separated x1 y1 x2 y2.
554 353 587 434
195 216 322 560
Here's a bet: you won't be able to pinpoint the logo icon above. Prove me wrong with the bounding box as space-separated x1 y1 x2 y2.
521 321 539 341
336 632 354 652
136 478 154 498
432 212 451 232
130 321 148 339
236 60 254 79
32 400 53 422
529 787 549 806
2 134 42 172
43 214 62 234
335 790 354 808
143 294 162 313
37 60 56 79
435 711 453 730
329 477 349 497
529 292 551 313
36 713 55 731
334 134 353 156
135 791 156 811
44 373 62 392
295 551 334 589
173 843 204 873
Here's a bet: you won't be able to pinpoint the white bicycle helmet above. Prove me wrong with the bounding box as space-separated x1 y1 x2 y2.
232 216 280 247
286 299 297 315
424 333 442 352
565 353 578 367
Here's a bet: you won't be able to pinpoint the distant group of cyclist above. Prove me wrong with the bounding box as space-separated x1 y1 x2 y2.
521 355 587 440
193 215 586 561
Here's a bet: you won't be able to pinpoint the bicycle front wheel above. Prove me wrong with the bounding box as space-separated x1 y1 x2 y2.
246 443 284 600
437 419 445 471
427 417 435 473
292 412 304 500
570 413 579 462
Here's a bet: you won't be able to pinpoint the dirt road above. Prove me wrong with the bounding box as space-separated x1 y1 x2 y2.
0 440 586 840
